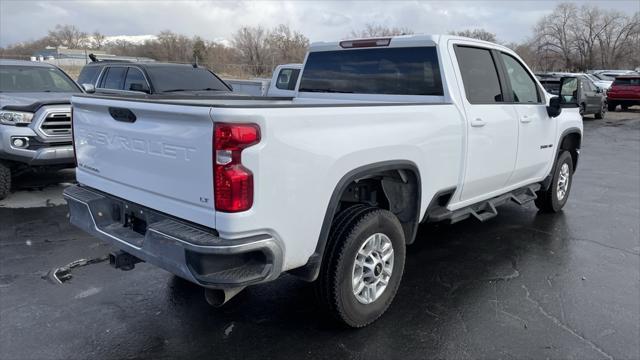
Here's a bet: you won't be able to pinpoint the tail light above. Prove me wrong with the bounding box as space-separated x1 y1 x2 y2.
214 123 260 212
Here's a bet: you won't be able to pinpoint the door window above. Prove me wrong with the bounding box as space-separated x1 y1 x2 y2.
500 53 540 103
101 67 126 90
124 67 147 91
275 68 300 90
454 46 503 103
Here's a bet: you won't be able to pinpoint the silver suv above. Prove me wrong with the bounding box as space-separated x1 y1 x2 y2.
0 60 82 199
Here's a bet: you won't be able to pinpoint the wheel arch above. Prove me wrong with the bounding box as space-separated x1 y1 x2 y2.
288 160 421 282
541 127 582 190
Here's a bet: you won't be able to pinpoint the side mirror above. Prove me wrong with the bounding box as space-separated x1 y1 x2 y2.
559 77 579 108
596 87 602 94
547 96 562 118
129 83 150 93
81 83 95 94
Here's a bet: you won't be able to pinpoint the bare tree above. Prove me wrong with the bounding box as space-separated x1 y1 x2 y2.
596 11 640 68
232 26 270 76
267 24 309 65
91 31 106 49
349 23 413 38
533 3 579 70
450 29 497 42
48 24 88 48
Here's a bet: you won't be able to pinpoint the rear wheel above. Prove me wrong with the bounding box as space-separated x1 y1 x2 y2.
535 151 574 213
0 162 10 200
315 205 406 327
594 102 606 119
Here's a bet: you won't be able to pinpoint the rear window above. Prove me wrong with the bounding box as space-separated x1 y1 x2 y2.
613 77 640 86
540 80 560 94
299 47 443 96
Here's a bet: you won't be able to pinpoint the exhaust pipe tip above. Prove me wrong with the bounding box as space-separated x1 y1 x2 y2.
204 287 245 307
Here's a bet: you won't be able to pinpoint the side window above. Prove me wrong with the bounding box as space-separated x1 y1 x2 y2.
500 53 540 103
276 68 300 90
276 69 292 90
454 46 503 103
100 67 126 90
123 67 147 91
560 77 578 104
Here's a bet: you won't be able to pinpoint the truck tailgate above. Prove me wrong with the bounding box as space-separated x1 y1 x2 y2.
71 96 215 228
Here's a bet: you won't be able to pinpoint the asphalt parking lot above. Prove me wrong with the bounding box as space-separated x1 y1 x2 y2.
1 109 639 360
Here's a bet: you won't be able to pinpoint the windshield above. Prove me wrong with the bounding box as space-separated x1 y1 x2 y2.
585 74 602 83
0 65 80 93
299 47 443 95
145 66 230 92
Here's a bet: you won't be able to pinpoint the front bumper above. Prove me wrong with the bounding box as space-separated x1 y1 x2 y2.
0 125 74 165
63 185 283 288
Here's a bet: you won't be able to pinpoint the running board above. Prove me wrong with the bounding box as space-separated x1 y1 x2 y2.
427 184 541 224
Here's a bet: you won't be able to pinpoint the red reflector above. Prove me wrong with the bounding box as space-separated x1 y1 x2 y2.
339 38 391 48
214 164 254 212
213 123 260 212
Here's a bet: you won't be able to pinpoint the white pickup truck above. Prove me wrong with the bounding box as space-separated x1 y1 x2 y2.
65 35 583 327
223 64 302 97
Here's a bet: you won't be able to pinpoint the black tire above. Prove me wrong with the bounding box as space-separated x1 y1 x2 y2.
607 102 617 112
315 205 406 327
0 162 10 200
535 151 574 213
594 102 606 119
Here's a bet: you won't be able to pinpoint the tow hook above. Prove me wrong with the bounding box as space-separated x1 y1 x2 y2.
109 250 143 271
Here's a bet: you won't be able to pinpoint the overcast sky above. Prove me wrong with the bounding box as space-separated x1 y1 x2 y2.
1 0 638 47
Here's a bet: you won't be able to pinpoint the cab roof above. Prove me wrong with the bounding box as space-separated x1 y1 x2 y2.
309 34 510 53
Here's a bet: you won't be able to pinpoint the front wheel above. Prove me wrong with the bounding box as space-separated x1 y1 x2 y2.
535 151 574 213
0 162 10 200
315 205 406 327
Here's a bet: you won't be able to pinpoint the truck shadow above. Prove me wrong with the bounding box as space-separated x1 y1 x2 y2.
147 203 571 359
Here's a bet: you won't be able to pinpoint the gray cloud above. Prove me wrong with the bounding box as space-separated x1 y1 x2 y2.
1 0 638 47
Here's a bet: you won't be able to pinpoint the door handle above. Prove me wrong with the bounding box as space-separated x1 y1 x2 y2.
109 107 137 123
470 118 486 127
520 115 532 123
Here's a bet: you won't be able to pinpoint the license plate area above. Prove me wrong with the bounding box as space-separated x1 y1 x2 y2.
120 204 149 236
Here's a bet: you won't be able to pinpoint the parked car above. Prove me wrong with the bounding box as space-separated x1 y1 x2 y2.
0 60 82 199
607 75 640 111
593 70 637 82
77 60 233 96
224 64 302 97
65 34 582 327
584 73 612 91
536 74 606 119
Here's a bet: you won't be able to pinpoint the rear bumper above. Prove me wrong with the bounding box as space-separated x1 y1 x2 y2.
63 185 283 288
607 98 640 105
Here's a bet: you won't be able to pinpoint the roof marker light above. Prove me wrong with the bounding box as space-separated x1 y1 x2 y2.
339 38 391 48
